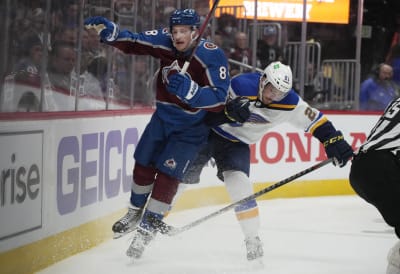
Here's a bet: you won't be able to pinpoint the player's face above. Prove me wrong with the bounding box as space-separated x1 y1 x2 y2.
171 25 197 52
260 83 286 104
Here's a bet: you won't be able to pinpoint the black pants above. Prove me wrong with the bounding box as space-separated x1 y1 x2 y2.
349 150 400 238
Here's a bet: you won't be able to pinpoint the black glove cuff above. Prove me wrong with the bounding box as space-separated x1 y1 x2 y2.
224 107 236 122
313 121 336 143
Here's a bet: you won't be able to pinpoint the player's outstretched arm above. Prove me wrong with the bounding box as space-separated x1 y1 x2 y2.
84 16 119 42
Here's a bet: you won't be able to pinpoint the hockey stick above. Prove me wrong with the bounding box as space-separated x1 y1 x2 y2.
150 158 334 236
180 0 221 74
228 58 264 73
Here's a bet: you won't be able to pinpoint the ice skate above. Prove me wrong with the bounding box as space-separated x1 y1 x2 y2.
245 236 264 261
112 206 143 239
126 227 155 259
387 240 400 274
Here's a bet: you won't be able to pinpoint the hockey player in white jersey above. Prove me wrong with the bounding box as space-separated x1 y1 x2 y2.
182 61 354 261
349 97 400 274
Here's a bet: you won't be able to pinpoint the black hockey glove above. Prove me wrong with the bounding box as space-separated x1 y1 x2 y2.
224 97 251 123
323 131 353 167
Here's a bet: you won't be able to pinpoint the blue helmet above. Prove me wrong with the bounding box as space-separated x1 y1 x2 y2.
169 9 200 31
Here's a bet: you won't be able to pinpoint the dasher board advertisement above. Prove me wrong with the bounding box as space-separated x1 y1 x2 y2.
213 0 350 24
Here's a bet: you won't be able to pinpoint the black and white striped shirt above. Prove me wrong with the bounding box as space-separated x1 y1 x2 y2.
360 97 400 154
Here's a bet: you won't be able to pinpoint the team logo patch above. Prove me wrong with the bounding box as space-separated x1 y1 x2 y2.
164 158 177 170
161 60 182 84
204 42 218 50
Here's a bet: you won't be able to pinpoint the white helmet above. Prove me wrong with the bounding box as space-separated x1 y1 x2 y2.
259 61 293 101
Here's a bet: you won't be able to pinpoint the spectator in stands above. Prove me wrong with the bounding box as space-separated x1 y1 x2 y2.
52 26 78 46
23 8 46 40
257 25 284 68
48 41 104 109
86 28 107 59
12 35 43 85
87 56 108 95
47 41 76 91
16 7 51 53
216 13 238 53
155 0 176 28
61 0 79 28
212 32 224 49
51 28 104 100
359 63 400 111
117 56 154 106
227 31 254 76
194 0 209 18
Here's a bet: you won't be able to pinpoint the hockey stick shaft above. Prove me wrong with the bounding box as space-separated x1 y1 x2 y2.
181 0 221 74
152 158 333 236
228 58 264 73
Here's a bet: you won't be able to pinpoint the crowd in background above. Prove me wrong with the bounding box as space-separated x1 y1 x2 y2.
1 0 400 112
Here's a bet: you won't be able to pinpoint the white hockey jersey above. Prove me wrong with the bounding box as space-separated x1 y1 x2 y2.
213 72 330 144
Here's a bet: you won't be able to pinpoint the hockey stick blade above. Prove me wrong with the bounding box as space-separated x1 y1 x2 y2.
150 158 334 236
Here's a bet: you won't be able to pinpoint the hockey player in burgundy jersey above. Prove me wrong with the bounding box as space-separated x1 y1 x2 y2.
85 9 230 259
349 97 400 274
182 61 354 261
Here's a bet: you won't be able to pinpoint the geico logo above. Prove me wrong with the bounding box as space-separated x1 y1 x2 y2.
56 128 138 215
1 153 40 206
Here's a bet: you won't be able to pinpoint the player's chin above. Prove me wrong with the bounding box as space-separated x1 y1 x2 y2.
262 99 273 105
175 43 188 52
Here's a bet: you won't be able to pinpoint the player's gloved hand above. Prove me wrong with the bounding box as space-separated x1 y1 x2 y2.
84 16 119 42
323 131 353 167
224 97 251 123
166 73 199 103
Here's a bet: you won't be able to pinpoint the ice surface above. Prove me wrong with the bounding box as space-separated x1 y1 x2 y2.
38 196 396 274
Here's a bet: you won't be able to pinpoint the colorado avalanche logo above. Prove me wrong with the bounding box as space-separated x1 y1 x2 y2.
164 158 177 170
162 60 181 84
204 42 218 50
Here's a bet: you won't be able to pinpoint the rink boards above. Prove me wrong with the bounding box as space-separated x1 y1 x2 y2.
0 110 380 274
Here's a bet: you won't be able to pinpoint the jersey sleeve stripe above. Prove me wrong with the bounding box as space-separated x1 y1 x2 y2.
308 115 328 134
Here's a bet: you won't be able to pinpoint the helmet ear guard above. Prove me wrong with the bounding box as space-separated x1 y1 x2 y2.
259 61 293 100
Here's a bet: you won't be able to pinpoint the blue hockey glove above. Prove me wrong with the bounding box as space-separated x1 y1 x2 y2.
84 16 119 42
323 131 353 167
166 73 199 103
224 97 251 123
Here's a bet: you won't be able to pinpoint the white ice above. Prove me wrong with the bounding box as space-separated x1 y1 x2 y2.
38 195 396 274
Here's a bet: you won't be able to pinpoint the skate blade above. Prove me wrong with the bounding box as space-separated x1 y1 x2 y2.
126 247 144 259
247 257 264 270
113 228 134 239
